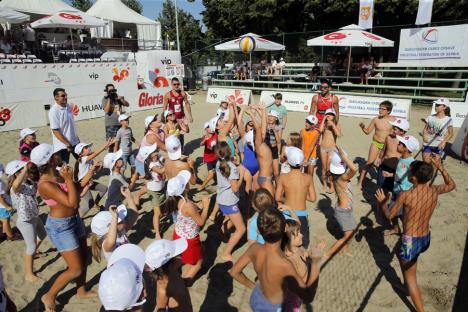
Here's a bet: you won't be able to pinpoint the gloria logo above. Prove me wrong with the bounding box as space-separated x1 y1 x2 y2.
139 92 164 107
150 68 169 88
421 28 438 44
113 67 130 82
59 12 82 20
0 107 11 127
70 103 80 116
44 72 61 85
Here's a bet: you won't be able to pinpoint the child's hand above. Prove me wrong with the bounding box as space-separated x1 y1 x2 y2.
381 170 392 178
374 157 381 167
93 160 103 171
278 204 291 212
120 186 131 198
308 240 326 260
108 137 117 146
359 122 365 129
59 165 73 181
374 188 386 203
109 205 118 219
431 155 443 170
187 157 195 169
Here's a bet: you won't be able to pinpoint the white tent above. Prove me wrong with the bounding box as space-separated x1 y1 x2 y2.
0 0 75 15
86 0 161 50
0 7 30 24
307 24 394 81
215 33 285 51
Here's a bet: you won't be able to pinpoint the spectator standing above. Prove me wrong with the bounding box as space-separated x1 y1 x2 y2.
269 93 288 146
49 88 79 164
103 84 130 151
23 24 35 53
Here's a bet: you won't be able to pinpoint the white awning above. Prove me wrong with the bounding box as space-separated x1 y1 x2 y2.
307 24 394 47
0 7 30 24
215 33 285 51
0 0 75 15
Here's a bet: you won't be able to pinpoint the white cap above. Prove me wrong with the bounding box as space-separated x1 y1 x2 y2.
390 118 410 132
103 149 123 169
305 115 318 125
138 143 157 161
397 135 420 153
329 150 347 175
167 170 191 197
74 142 92 155
268 110 279 119
433 97 450 107
5 160 27 176
20 128 36 140
164 109 174 119
144 115 158 129
286 146 304 167
245 130 255 147
325 108 336 116
145 238 188 271
166 135 182 160
203 121 210 130
107 243 146 272
118 114 130 122
30 143 54 166
208 116 219 133
90 205 128 236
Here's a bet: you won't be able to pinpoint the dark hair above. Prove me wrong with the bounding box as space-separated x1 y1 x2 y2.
171 77 179 83
252 188 275 212
320 79 332 87
164 195 183 216
258 207 286 243
105 83 115 92
73 156 81 182
215 141 232 178
380 100 393 113
143 153 157 180
444 106 451 117
53 88 65 97
282 219 301 251
409 160 434 184
274 93 282 99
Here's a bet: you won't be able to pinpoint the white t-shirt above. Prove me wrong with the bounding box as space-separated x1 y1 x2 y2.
78 156 93 181
49 103 79 152
425 115 453 147
0 180 12 209
147 161 165 192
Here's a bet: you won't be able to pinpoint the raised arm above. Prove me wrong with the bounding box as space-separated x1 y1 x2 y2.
332 95 340 123
236 105 247 138
376 189 406 220
246 109 263 152
218 100 236 142
432 158 456 194
359 118 376 135
183 92 193 123
38 166 78 209
11 166 28 193
89 138 115 161
188 196 210 226
338 148 358 181
102 205 118 252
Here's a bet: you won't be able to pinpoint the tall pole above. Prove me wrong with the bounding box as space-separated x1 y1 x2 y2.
174 0 180 51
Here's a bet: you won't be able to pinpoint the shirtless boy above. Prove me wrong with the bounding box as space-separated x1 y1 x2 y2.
319 109 342 193
358 100 396 188
275 146 316 248
375 159 455 312
230 207 320 312
164 134 196 184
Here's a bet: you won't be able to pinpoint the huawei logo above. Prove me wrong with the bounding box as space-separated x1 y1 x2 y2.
70 103 80 116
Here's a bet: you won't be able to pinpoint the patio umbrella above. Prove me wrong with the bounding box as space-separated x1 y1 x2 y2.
215 33 285 70
307 24 394 82
31 10 107 51
0 7 30 24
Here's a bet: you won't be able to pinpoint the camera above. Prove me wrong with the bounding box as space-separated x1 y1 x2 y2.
108 90 118 100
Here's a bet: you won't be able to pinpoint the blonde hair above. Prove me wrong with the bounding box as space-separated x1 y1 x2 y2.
288 132 301 148
90 233 103 263
282 219 301 252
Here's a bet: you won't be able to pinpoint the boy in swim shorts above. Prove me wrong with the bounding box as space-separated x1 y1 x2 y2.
358 101 396 188
375 159 455 312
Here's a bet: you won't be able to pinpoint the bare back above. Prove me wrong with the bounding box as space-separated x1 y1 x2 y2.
280 170 313 211
401 186 439 236
165 159 191 179
373 116 395 143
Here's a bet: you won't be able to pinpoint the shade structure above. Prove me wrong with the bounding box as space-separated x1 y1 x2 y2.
0 7 30 24
307 24 394 81
215 33 285 52
0 0 75 15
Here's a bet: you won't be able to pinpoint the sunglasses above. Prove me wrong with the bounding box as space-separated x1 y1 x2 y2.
378 107 387 111
172 83 180 86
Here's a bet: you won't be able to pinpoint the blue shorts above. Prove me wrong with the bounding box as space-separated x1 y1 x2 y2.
45 214 86 252
219 203 240 215
0 208 14 219
135 159 145 176
399 233 431 263
423 145 444 156
122 151 136 170
206 160 217 171
250 284 282 312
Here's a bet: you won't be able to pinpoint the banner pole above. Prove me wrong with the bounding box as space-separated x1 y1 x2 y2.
346 46 352 82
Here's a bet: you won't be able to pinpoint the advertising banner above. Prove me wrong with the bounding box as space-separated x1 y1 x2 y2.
451 116 468 161
337 95 411 120
431 102 468 128
260 91 314 112
206 88 252 105
398 24 468 66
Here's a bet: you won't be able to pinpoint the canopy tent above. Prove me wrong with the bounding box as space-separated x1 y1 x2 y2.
215 33 285 52
0 0 75 15
307 24 394 81
86 0 161 49
31 10 107 51
0 7 30 24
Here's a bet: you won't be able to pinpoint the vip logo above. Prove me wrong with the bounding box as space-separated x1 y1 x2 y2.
209 92 218 99
44 72 61 85
161 57 172 65
89 72 99 80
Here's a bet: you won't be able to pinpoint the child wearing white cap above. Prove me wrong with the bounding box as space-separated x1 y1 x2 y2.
114 114 136 176
164 109 189 143
323 147 358 259
198 118 218 191
422 97 453 164
90 187 138 262
279 132 301 174
103 150 129 209
18 128 39 162
145 239 193 311
6 160 46 282
319 108 342 193
0 163 17 241
301 115 321 176
165 170 210 280
265 107 282 177
74 139 115 217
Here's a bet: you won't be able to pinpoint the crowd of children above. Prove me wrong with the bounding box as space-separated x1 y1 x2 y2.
0 84 457 311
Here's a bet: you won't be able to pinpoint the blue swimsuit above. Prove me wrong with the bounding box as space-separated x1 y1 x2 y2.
242 143 259 176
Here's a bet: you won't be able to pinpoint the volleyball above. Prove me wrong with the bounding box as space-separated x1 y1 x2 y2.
239 36 256 53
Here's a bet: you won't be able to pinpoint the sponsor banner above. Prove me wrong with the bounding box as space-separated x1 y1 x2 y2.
451 115 468 161
131 90 165 113
431 102 468 128
358 0 374 30
337 95 411 120
259 91 313 112
134 50 182 92
206 88 252 105
398 24 468 66
0 101 47 132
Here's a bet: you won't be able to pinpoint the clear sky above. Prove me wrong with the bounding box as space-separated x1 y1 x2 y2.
65 0 205 26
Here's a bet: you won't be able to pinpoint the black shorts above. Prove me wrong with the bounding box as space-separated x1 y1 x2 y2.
106 125 120 139
270 146 279 160
206 160 217 171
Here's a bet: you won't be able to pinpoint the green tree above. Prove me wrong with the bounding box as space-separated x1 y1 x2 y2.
71 0 92 12
122 0 143 14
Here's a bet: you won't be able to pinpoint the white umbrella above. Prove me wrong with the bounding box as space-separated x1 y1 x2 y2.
0 7 30 24
215 33 285 51
307 24 394 81
31 10 107 51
